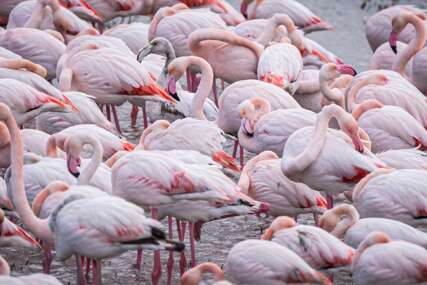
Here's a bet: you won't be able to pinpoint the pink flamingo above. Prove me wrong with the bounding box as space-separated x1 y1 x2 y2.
111 149 269 284
365 5 426 52
0 28 66 79
83 0 153 21
353 98 427 153
0 256 62 285
0 78 74 126
2 101 184 285
0 208 40 248
181 262 224 285
238 97 316 155
225 239 331 284
352 231 427 285
353 168 427 227
281 104 382 209
240 0 333 33
387 10 427 95
261 217 354 272
238 151 327 219
103 22 149 54
320 204 427 249
377 148 427 170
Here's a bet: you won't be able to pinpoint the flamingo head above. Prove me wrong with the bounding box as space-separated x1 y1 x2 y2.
321 63 357 82
238 97 271 137
181 262 224 285
0 209 40 249
318 207 341 232
64 137 82 178
260 216 296 240
389 12 410 54
166 58 187 97
137 37 174 63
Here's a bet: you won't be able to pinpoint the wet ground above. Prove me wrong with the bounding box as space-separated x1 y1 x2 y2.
2 0 426 284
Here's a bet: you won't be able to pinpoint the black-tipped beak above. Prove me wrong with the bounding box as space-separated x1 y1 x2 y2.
165 239 185 252
168 91 180 101
389 32 398 54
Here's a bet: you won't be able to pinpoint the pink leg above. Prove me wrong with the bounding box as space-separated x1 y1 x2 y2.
314 213 319 226
42 242 52 274
92 260 102 285
327 195 334 209
142 102 148 129
106 105 111 121
294 214 298 223
239 143 245 167
131 105 139 128
186 70 193 92
135 249 143 279
212 77 219 107
166 216 174 285
111 105 122 134
221 79 225 91
176 220 187 276
151 209 161 285
189 222 196 268
85 257 91 279
75 255 87 285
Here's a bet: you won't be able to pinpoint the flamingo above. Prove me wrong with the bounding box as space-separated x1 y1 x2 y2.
353 98 427 153
103 22 149 54
0 47 21 59
137 37 218 122
352 169 427 227
281 104 381 208
181 262 224 285
238 151 327 219
0 79 75 126
0 208 40 248
365 5 426 52
35 91 116 135
0 28 66 79
1 102 185 285
377 148 427 170
352 231 427 285
261 216 354 271
111 149 269 283
238 97 316 156
225 239 331 285
387 10 427 95
0 256 62 285
240 0 333 33
319 204 427 249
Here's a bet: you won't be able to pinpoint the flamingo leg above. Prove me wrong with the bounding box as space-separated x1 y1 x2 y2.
221 79 225 91
186 70 193 92
232 139 239 158
42 242 52 274
176 219 187 276
151 208 161 285
212 77 219 107
142 102 148 129
106 105 111 121
189 222 196 268
92 260 102 285
294 215 298 223
326 195 334 209
131 105 139 128
135 249 143 280
239 143 245 167
111 105 122 134
75 254 87 285
85 257 91 279
314 214 320 226
166 216 174 285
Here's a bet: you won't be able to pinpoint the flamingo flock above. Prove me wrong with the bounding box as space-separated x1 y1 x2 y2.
1 0 427 285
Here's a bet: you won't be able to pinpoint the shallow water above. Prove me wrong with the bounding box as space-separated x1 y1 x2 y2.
2 1 426 284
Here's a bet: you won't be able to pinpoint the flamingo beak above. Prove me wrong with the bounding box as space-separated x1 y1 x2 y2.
240 119 254 137
389 31 398 54
1 220 40 249
336 64 357 76
240 0 248 18
67 155 81 178
351 134 364 153
167 75 178 100
0 197 13 210
137 44 153 63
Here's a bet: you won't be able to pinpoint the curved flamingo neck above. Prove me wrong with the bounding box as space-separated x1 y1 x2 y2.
282 105 348 176
177 57 214 120
320 72 344 107
77 136 103 186
3 106 53 243
158 43 176 87
189 28 264 60
46 136 58 158
346 76 387 111
392 13 427 77
351 99 383 120
330 205 359 238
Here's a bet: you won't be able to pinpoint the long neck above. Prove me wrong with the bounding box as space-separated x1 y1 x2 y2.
24 1 47 28
46 136 58 158
187 57 214 120
282 105 342 176
6 109 53 243
188 28 264 60
256 17 279 46
346 77 382 111
78 137 103 185
320 75 344 107
148 8 174 40
330 205 359 238
158 44 176 87
392 14 427 76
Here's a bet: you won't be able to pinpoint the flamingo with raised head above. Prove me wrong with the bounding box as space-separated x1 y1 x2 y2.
281 104 382 208
320 204 427 249
352 231 427 285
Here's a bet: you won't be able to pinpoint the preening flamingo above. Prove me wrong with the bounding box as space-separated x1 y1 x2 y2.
181 262 224 285
0 208 40 248
225 239 332 285
241 0 333 34
281 104 381 208
352 231 427 285
1 102 184 285
352 169 427 227
261 216 354 271
320 204 427 249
